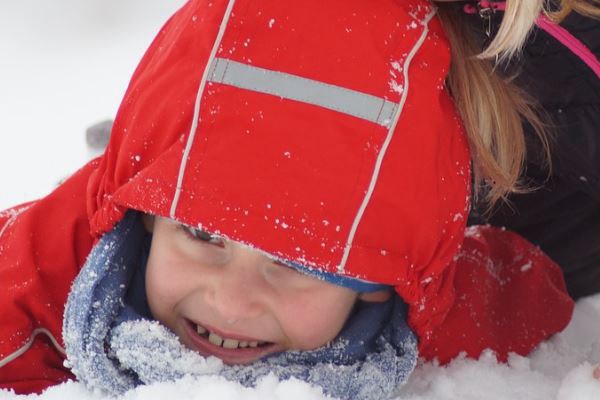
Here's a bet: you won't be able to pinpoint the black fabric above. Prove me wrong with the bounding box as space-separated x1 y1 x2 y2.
462 4 600 299
123 232 153 320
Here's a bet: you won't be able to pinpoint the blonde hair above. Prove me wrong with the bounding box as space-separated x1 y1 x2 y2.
436 0 599 208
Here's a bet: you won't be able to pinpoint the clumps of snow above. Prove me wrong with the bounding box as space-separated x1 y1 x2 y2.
1 375 326 400
127 375 328 400
0 205 31 240
5 295 600 400
111 321 224 383
268 18 275 29
103 312 415 400
452 213 463 222
520 261 533 272
397 309 600 400
389 60 405 95
399 351 561 399
389 80 404 95
464 225 483 238
557 363 600 400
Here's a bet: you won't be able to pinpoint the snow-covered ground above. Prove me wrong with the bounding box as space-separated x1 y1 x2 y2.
2 294 600 400
0 0 185 210
1 1 600 399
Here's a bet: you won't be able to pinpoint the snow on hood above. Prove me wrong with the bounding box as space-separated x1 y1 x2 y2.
85 0 471 340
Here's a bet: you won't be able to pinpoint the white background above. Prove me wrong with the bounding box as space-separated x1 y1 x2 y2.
0 0 185 210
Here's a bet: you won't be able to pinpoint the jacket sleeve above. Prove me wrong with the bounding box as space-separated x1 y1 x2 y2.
418 225 575 364
0 332 75 394
0 160 97 394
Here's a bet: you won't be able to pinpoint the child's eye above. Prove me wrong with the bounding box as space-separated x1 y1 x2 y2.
273 260 301 274
181 225 225 247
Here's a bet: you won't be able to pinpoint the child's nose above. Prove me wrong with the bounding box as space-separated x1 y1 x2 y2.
203 251 268 321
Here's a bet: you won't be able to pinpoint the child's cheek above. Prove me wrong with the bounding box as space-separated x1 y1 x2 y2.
288 317 344 350
283 298 354 350
145 267 167 321
145 254 180 324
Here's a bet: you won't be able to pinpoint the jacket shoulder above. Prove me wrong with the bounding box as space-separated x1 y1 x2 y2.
0 161 97 393
419 225 574 363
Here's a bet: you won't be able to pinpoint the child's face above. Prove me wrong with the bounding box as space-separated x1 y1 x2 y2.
144 216 389 365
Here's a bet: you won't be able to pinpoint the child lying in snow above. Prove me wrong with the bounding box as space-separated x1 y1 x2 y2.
0 0 576 398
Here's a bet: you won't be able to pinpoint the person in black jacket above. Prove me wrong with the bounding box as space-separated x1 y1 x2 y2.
487 10 599 299
437 0 600 299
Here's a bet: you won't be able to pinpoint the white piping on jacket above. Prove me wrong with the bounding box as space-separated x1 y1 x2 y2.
0 205 31 242
0 328 66 368
170 0 238 219
337 9 437 273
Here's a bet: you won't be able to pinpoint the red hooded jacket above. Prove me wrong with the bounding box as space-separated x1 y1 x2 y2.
0 0 574 394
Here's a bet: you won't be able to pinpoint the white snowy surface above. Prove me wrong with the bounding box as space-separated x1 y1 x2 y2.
0 0 185 210
1 1 600 399
1 294 599 400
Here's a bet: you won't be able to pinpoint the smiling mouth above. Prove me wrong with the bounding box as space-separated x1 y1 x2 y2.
194 323 271 349
183 319 280 364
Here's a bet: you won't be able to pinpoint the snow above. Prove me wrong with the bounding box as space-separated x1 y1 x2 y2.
2 294 600 399
1 375 327 400
2 1 600 399
0 0 186 211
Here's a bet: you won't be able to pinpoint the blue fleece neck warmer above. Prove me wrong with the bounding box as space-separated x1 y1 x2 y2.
63 211 418 400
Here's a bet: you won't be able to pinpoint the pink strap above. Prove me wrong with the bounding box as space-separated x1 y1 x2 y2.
464 1 600 78
536 15 600 78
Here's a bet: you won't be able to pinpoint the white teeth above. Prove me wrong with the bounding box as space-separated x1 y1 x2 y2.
208 332 223 346
196 324 265 349
222 339 239 349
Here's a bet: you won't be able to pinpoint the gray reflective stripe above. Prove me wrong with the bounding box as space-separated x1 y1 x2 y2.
0 328 66 368
208 57 398 127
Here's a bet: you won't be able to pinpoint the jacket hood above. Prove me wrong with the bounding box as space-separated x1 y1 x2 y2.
86 0 471 336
